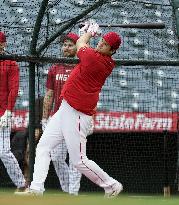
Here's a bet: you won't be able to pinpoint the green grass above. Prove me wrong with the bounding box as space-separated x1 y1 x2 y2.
0 189 179 205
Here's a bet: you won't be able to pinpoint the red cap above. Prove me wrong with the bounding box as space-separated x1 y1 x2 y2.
103 32 121 50
64 33 79 43
0 32 6 43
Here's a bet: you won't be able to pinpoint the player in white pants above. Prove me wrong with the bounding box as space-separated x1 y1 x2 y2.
0 127 26 189
0 31 26 192
25 21 123 197
41 33 81 195
50 140 81 194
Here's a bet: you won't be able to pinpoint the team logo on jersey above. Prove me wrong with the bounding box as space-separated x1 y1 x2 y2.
65 69 71 73
56 74 69 81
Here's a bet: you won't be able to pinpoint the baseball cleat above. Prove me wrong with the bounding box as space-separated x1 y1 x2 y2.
104 182 123 198
14 187 29 195
14 188 43 196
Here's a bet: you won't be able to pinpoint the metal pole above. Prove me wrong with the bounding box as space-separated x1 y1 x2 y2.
28 0 49 183
28 62 36 182
163 130 171 197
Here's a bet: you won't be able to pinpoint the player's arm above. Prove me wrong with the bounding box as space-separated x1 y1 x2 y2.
0 62 19 127
7 61 19 112
42 89 54 120
76 33 92 52
41 66 55 131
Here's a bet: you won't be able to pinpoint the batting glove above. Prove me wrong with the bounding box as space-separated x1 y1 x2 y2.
0 110 12 128
79 21 90 36
87 19 101 37
41 118 48 132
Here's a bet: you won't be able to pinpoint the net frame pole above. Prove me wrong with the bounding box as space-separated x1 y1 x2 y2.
28 0 49 183
28 62 36 182
1 55 179 66
163 130 171 197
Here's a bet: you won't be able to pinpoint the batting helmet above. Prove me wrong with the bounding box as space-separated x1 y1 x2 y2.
103 32 121 50
0 32 6 43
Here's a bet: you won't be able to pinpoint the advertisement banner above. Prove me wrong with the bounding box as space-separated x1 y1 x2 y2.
94 112 178 133
11 110 178 133
11 110 29 131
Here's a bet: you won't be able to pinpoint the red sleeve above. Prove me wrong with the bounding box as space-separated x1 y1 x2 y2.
7 61 19 111
46 66 55 90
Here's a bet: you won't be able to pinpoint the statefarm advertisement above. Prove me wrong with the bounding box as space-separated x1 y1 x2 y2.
12 110 178 133
94 111 178 133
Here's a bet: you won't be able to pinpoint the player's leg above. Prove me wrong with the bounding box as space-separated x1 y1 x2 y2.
51 139 69 193
51 139 81 195
0 127 26 188
61 100 123 197
68 158 82 195
30 109 63 193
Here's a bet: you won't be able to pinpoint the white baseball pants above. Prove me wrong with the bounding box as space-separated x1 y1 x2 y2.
50 140 81 194
30 100 118 193
0 127 26 188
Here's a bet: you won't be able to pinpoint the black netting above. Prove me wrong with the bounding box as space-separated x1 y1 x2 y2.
0 0 179 195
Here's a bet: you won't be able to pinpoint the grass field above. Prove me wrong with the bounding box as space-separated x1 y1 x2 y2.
0 189 179 205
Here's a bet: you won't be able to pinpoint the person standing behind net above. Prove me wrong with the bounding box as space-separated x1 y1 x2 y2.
41 33 81 195
24 20 123 198
0 31 27 193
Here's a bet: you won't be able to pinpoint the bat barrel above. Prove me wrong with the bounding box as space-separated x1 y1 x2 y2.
79 22 165 29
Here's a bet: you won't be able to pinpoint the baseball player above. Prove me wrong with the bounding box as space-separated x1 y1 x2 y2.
0 31 27 193
24 20 123 197
41 33 81 195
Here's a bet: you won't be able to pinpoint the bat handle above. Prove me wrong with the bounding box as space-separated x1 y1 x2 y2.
79 23 105 28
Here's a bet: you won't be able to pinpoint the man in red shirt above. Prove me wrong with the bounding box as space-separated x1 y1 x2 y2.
0 31 27 193
41 33 81 195
27 21 123 197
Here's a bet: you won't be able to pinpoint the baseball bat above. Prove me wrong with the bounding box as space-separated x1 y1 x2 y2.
79 22 165 29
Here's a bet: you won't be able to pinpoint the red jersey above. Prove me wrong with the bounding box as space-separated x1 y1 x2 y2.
46 63 75 114
0 60 19 116
61 47 115 115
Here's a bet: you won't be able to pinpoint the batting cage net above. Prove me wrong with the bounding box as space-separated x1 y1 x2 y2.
0 0 179 195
